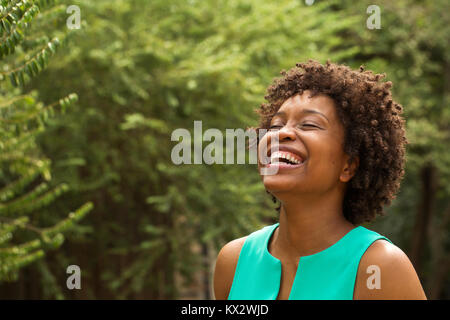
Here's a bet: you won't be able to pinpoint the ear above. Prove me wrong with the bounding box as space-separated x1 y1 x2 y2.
340 155 359 183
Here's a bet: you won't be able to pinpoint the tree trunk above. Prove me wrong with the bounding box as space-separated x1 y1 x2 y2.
202 242 211 299
409 164 437 275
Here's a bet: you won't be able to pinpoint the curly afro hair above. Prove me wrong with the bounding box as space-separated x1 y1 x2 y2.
257 60 408 225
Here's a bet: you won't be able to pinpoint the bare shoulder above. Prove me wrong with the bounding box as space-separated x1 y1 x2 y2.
213 236 247 300
354 239 427 300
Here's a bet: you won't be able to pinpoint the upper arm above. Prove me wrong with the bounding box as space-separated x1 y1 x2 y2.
213 236 247 300
354 239 427 300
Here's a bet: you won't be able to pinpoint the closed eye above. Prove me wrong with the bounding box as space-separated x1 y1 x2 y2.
269 124 320 130
301 124 319 128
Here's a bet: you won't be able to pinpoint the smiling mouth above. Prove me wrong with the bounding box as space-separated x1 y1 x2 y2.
262 150 306 170
270 151 303 165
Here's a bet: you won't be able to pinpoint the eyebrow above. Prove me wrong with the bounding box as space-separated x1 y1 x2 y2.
273 109 329 123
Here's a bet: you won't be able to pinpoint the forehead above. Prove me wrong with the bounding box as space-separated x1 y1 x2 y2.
277 91 337 119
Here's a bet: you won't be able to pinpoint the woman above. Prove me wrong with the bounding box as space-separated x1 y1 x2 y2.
213 60 427 300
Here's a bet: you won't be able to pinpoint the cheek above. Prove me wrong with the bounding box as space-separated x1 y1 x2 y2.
256 135 270 165
310 138 344 175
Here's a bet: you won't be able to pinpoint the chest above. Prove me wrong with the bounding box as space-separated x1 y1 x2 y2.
227 224 385 300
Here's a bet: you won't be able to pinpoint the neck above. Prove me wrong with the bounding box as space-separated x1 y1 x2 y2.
272 189 355 260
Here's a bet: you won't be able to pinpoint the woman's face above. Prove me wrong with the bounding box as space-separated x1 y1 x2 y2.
258 90 356 199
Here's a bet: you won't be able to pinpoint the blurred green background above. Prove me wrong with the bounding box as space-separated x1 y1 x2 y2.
0 0 449 299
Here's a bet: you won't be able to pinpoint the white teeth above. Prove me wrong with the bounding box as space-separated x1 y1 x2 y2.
270 151 302 164
270 152 280 163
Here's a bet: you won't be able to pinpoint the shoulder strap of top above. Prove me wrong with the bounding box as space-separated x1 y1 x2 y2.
289 226 392 300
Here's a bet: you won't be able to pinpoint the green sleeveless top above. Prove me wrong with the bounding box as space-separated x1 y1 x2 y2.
227 223 392 300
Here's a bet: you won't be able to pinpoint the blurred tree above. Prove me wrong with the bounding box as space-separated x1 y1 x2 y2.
1 0 447 300
0 0 92 285
21 0 363 299
340 0 450 299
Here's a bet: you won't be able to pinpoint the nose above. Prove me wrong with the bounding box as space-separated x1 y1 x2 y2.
276 124 296 142
264 124 296 150
259 123 297 155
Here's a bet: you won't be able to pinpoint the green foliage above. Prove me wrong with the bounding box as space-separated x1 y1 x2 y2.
339 0 450 234
3 0 448 299
29 0 366 298
0 0 92 282
337 0 450 296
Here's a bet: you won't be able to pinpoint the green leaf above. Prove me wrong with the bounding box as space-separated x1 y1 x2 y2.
9 73 18 86
6 37 13 51
59 98 66 112
53 38 60 48
37 54 45 68
3 19 11 33
25 63 33 77
48 42 55 54
17 70 25 86
31 60 39 74
67 93 78 103
42 49 48 61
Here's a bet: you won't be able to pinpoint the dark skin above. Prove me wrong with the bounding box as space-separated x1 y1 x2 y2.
214 91 427 300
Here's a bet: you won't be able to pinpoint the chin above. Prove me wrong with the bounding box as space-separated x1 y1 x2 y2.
262 174 300 194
